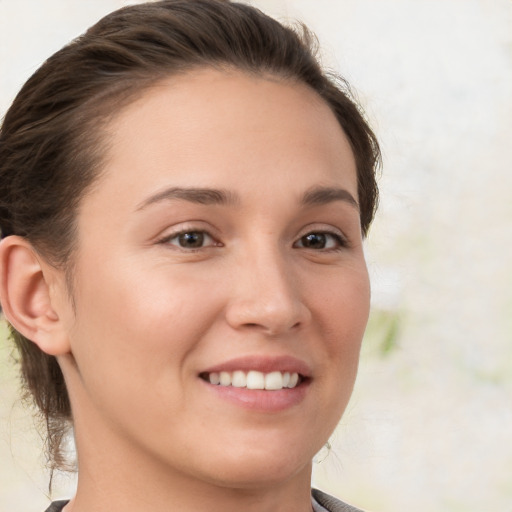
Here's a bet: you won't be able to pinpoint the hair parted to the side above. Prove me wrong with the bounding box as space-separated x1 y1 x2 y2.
0 0 381 471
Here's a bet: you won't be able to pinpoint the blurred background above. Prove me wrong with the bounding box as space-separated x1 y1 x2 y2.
1 1 511 511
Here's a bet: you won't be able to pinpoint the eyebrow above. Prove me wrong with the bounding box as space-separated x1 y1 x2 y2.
301 186 359 210
136 186 239 210
136 185 359 211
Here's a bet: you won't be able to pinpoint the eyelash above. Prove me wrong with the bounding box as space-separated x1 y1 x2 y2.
157 228 348 252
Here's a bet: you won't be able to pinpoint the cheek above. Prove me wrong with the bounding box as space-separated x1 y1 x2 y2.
69 257 230 372
65 262 225 440
68 257 226 382
307 263 370 408
301 270 370 452
310 263 370 346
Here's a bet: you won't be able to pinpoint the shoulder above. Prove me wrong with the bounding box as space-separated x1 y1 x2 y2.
312 488 366 512
44 500 69 512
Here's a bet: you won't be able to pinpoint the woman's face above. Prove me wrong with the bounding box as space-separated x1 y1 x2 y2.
57 69 370 488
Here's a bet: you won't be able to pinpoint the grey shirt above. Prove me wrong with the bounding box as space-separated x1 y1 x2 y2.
44 489 364 512
312 488 365 512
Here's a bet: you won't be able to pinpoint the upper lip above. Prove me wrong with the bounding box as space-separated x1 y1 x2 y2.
201 355 312 378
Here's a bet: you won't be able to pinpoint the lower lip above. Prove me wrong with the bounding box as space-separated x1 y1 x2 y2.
201 379 310 412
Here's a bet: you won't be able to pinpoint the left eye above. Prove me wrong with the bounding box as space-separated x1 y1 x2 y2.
294 232 345 250
164 230 216 249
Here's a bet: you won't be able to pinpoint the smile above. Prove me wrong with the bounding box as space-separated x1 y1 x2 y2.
202 370 302 390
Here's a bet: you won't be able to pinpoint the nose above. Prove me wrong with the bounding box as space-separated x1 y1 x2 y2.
224 245 311 336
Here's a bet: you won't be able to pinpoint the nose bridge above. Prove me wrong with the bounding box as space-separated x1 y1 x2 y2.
226 238 309 334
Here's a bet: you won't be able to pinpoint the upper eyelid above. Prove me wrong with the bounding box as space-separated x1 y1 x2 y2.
166 229 213 239
160 229 216 241
155 221 218 240
295 224 348 241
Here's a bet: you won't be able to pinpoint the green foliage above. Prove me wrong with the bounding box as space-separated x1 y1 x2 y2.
0 319 18 380
363 308 402 358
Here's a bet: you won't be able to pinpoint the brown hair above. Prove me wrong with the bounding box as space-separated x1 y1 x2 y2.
0 0 380 470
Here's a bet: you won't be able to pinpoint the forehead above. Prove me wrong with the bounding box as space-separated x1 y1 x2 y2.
85 69 357 214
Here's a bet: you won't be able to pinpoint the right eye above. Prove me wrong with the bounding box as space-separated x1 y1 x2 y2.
161 230 217 250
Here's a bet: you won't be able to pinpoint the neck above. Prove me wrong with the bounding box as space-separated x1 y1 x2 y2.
66 420 314 512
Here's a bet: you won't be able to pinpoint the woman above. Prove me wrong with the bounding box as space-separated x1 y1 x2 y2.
0 1 380 511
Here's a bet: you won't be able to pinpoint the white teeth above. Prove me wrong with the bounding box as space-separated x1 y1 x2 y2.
288 372 299 388
265 371 283 390
246 371 265 389
219 371 231 386
232 370 246 388
209 372 220 385
207 370 301 390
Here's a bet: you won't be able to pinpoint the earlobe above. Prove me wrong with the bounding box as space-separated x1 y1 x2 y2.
0 236 71 356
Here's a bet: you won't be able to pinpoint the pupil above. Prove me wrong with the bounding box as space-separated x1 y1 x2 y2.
179 232 204 248
303 233 326 249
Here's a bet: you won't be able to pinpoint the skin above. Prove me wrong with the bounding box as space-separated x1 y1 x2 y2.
1 69 370 512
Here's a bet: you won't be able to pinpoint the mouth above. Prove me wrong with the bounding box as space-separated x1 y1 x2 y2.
199 370 305 390
198 355 311 411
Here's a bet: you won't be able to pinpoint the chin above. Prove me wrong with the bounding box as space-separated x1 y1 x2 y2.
206 457 312 490
189 435 317 490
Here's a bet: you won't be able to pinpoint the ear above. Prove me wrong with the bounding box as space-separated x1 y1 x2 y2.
0 236 71 356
